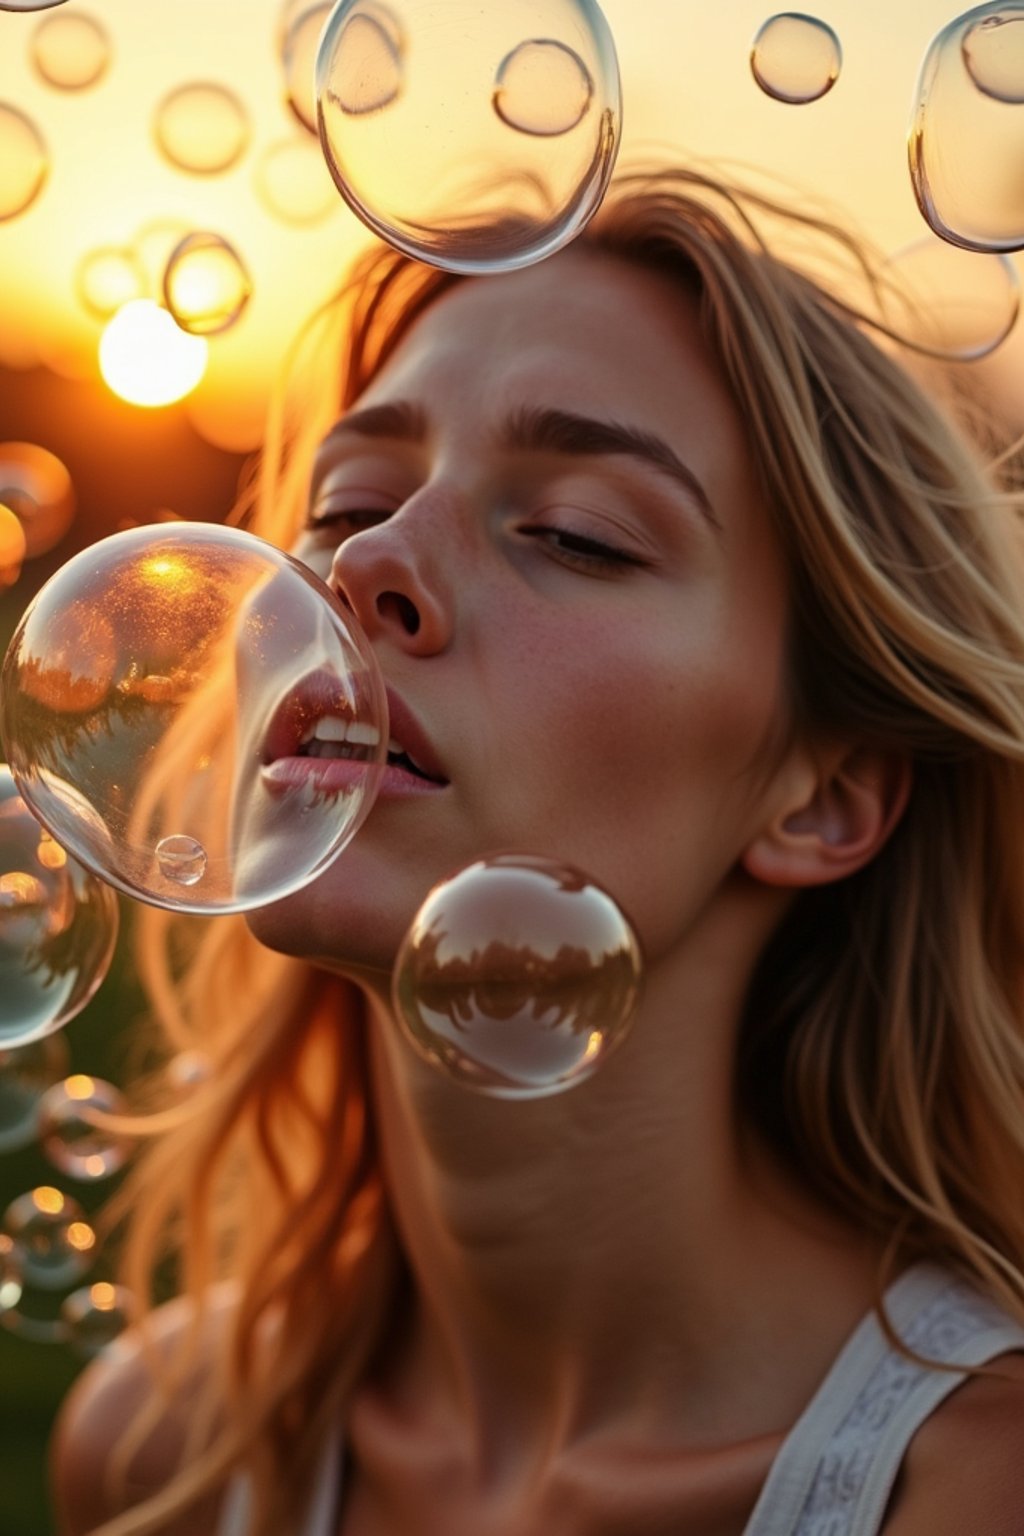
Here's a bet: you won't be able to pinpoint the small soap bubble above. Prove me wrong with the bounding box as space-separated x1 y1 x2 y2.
493 39 593 136
155 835 207 887
0 766 118 1050
962 9 1024 101
76 246 147 321
392 853 643 1098
0 103 48 222
255 136 337 224
0 504 26 589
0 1032 69 1153
2 1186 96 1290
750 12 842 104
153 83 250 176
883 235 1019 359
162 233 252 336
283 1 333 133
0 524 387 914
38 1074 132 1180
0 441 75 559
31 10 110 91
61 1281 134 1358
317 0 621 274
911 3 1024 250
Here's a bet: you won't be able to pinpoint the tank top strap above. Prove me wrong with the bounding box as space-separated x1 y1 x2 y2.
742 1262 1024 1536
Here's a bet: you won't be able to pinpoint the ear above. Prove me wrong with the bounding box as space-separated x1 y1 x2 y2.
741 744 912 889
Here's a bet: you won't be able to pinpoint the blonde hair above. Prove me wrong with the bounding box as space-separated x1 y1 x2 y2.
95 166 1024 1534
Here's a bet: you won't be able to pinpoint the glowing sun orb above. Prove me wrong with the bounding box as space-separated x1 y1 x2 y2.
99 299 207 407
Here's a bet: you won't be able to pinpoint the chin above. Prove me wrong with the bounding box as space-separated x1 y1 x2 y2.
243 883 407 983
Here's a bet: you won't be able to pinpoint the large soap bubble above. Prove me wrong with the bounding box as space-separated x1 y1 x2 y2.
910 3 1024 250
0 766 118 1050
316 0 621 273
0 523 387 914
0 1 70 10
392 853 643 1098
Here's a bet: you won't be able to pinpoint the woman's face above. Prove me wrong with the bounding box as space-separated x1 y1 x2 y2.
250 247 794 975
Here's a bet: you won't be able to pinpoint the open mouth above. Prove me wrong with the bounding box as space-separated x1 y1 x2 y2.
295 715 445 784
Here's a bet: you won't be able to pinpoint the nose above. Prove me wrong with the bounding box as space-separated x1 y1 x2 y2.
328 498 453 655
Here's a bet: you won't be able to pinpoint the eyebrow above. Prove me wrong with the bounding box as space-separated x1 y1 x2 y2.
314 399 720 530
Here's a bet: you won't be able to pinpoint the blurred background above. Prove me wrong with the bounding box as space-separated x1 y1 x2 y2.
1 0 1022 1530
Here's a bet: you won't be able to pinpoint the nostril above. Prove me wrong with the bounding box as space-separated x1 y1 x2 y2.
377 591 420 636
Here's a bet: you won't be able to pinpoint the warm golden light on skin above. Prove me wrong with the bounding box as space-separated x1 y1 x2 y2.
99 299 207 408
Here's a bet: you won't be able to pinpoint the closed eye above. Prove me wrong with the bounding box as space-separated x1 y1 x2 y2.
305 505 395 540
519 525 646 574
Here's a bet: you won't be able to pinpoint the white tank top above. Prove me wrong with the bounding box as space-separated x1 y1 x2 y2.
217 1263 1024 1536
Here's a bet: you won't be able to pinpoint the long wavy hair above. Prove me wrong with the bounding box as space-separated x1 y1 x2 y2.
90 165 1024 1534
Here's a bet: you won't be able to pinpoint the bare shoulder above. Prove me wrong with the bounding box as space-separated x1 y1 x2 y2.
50 1283 238 1536
881 1350 1024 1536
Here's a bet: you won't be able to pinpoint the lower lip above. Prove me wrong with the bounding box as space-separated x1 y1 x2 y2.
260 757 447 799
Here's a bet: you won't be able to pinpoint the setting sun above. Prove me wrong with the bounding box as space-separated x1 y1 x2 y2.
98 299 208 408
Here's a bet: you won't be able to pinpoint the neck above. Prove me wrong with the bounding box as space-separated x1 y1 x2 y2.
356 894 881 1482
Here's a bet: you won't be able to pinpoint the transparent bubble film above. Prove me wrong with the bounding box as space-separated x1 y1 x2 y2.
393 853 643 1098
316 0 622 273
0 765 118 1049
0 523 388 914
750 13 842 104
911 3 1024 251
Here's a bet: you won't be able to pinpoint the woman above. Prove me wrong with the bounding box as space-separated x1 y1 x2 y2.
50 166 1024 1534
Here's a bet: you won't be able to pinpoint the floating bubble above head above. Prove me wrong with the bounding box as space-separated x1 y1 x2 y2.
76 246 148 321
61 1281 134 1358
0 1032 69 1153
255 136 338 224
0 441 75 559
0 103 48 222
162 232 252 336
317 0 621 274
153 83 250 176
0 523 387 914
750 12 842 104
0 766 118 1050
392 853 643 1098
911 4 1024 251
38 1074 131 1180
283 1 333 133
31 10 110 91
882 235 1019 359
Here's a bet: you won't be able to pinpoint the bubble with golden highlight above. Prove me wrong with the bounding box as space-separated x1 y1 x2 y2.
61 1281 135 1357
0 523 387 914
76 245 148 320
317 0 621 274
0 766 118 1050
38 1074 132 1180
255 136 337 224
0 1032 69 1153
392 854 643 1098
162 232 252 336
0 103 48 222
0 441 75 558
911 3 1024 250
750 12 842 103
0 504 26 589
31 10 111 91
2 1186 96 1291
153 82 250 175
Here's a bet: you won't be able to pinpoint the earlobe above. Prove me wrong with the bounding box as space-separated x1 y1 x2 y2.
741 747 912 889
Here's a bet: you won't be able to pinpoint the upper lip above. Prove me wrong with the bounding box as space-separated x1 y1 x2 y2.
383 687 449 784
261 673 448 785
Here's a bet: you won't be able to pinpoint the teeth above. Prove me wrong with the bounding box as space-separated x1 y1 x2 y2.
306 716 381 747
